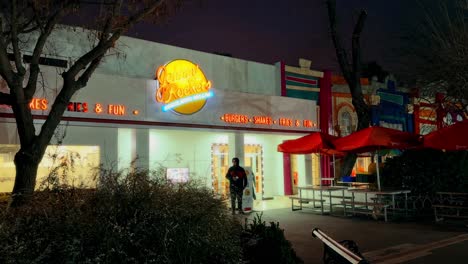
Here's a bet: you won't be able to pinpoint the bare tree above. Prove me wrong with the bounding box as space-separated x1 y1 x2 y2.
0 0 183 206
401 0 468 119
326 0 370 176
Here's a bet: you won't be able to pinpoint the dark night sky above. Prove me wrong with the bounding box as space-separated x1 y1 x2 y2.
126 0 421 75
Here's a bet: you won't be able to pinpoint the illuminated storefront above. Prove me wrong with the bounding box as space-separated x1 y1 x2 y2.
0 32 319 197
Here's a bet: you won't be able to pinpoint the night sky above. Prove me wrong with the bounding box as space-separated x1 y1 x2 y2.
126 0 422 76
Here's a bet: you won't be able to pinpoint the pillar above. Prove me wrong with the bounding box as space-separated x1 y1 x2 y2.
135 128 150 170
319 70 333 184
234 132 245 164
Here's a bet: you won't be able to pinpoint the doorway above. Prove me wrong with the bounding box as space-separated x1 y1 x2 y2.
211 144 263 198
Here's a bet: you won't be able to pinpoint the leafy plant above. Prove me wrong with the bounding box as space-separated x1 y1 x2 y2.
241 213 303 264
0 166 242 264
382 149 468 196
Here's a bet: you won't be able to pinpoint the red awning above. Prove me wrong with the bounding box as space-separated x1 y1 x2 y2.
333 126 420 153
423 120 468 151
277 132 343 156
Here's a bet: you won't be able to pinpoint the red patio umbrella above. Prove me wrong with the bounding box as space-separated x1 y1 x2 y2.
333 126 420 153
277 132 343 156
422 120 468 151
333 126 420 190
277 132 343 186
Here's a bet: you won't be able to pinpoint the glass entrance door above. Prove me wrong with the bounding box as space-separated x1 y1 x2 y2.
211 144 263 198
290 154 298 195
211 144 230 197
244 144 263 199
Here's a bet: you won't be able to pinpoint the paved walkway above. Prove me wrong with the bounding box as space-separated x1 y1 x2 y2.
238 196 468 264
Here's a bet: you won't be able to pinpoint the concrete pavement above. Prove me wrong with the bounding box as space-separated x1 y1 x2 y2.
238 196 468 264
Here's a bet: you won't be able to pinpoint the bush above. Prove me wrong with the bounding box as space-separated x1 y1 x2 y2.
0 168 242 264
241 213 303 264
382 149 468 196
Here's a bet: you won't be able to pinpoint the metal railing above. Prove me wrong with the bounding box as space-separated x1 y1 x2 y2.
312 228 370 264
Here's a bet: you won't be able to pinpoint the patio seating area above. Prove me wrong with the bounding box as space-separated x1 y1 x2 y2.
433 192 468 222
289 185 410 222
278 122 468 223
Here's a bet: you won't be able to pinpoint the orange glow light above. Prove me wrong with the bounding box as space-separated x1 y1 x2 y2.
222 113 249 124
279 118 293 127
220 113 315 128
253 116 273 125
94 103 103 114
108 104 125 116
29 98 48 110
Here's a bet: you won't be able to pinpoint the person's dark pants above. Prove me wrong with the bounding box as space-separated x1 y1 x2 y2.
230 187 243 213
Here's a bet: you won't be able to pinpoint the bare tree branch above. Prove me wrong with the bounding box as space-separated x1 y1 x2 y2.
77 55 104 88
39 0 169 157
29 1 46 33
3 0 184 205
66 0 166 79
401 0 468 107
11 0 26 76
0 36 14 86
351 11 367 87
36 80 77 150
326 0 370 177
326 0 352 82
25 1 75 100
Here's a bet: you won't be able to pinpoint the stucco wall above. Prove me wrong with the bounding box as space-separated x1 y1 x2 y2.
22 27 278 96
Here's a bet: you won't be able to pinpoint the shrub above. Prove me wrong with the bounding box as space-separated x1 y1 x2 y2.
0 167 242 264
382 149 468 196
241 213 303 264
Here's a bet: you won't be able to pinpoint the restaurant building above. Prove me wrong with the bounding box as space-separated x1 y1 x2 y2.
0 28 320 198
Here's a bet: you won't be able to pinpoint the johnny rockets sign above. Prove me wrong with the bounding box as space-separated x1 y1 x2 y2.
155 59 213 115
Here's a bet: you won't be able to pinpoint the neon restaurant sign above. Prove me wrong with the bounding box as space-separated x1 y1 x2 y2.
220 113 317 128
155 59 213 115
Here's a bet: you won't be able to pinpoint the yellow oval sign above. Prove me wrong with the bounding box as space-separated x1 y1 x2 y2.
155 60 212 115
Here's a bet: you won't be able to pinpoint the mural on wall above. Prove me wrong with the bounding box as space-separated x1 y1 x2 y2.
413 92 467 135
332 75 414 134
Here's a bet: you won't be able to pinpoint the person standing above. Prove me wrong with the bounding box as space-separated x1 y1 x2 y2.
226 157 247 215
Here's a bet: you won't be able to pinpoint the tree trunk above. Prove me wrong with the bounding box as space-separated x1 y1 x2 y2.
338 93 371 177
9 150 41 207
327 0 370 178
340 154 357 177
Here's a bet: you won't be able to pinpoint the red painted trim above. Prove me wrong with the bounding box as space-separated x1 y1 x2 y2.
283 153 292 195
414 105 420 134
332 92 352 98
0 113 315 134
319 70 333 184
285 76 318 85
320 155 332 186
280 61 286 96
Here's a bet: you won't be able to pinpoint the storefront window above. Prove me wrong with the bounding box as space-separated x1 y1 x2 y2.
0 144 100 192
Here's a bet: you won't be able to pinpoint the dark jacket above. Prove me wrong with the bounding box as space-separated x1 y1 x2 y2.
226 165 247 190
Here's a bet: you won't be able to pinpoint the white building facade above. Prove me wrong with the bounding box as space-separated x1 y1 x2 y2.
0 29 319 198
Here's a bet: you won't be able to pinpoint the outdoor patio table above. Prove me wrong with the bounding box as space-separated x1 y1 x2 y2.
347 188 411 216
297 185 348 214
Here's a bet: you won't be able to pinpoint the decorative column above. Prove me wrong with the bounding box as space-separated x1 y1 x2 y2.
319 70 333 185
234 132 245 164
283 153 292 195
135 129 150 170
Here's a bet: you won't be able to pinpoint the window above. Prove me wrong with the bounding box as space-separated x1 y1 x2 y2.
340 111 352 136
0 144 100 192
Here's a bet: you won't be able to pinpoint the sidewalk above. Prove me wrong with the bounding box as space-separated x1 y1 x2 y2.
240 196 468 264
